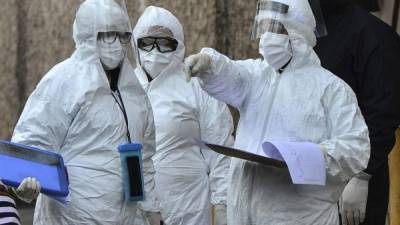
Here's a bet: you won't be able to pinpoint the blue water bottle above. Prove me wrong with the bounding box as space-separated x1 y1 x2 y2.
118 143 145 202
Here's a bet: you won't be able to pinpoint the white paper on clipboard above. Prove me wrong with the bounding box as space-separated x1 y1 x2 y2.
262 141 326 185
195 139 326 185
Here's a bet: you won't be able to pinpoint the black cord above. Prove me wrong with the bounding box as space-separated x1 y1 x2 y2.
111 89 132 143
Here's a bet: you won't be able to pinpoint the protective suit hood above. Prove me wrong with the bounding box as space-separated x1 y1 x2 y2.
72 0 130 59
133 6 185 78
133 6 184 43
259 0 321 69
266 0 317 46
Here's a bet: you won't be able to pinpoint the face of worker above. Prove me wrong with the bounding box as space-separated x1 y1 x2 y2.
258 19 292 71
97 31 131 70
137 26 178 79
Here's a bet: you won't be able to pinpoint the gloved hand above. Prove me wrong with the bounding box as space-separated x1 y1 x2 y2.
15 177 41 203
183 53 211 82
340 176 369 225
144 211 162 225
213 204 227 225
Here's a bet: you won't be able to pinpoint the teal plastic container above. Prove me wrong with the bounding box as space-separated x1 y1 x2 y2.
118 143 144 202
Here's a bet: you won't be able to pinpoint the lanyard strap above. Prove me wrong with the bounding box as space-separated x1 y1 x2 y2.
111 89 132 143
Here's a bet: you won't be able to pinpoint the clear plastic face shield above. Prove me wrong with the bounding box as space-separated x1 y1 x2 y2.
91 0 137 71
251 0 327 40
251 0 290 40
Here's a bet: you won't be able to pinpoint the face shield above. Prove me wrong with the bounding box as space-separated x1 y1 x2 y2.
251 0 290 40
85 0 138 70
251 0 327 40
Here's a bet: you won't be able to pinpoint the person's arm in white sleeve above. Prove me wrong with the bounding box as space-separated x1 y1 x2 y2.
196 84 234 206
185 48 252 110
11 76 75 152
138 102 160 213
320 78 370 182
194 83 233 225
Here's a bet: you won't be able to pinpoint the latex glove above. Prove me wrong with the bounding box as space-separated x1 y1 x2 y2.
340 176 369 225
214 204 227 225
183 53 211 82
144 211 162 225
15 177 41 203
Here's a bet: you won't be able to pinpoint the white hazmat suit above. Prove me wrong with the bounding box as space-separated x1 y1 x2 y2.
133 6 234 225
12 0 157 224
184 0 370 224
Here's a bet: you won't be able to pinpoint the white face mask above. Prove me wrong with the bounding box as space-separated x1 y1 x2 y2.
259 32 293 71
139 49 173 79
97 40 125 70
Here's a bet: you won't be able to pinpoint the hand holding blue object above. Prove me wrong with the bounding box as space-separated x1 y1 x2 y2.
0 141 69 198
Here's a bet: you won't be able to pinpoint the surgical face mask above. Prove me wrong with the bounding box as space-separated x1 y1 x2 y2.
139 49 173 79
97 39 125 70
259 32 292 71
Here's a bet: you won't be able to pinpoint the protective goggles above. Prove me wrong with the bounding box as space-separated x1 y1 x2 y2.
97 31 132 44
137 37 178 53
251 0 289 40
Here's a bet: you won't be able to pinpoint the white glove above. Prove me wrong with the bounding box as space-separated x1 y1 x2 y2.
15 177 41 203
340 176 369 225
183 53 211 82
144 211 162 225
213 204 227 225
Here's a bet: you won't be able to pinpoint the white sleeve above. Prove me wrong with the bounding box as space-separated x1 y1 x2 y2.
320 78 370 182
195 83 234 205
11 77 75 153
198 48 252 110
138 100 160 212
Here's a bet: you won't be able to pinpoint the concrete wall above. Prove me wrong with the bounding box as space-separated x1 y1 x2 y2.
0 0 19 139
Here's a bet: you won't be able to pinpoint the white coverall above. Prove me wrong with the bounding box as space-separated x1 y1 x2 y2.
11 0 158 224
133 6 234 225
191 0 370 224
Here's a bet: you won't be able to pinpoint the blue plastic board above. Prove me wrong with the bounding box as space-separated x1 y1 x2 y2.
0 141 69 197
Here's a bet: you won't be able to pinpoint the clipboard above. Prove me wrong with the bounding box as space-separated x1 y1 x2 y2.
0 140 69 197
203 142 287 168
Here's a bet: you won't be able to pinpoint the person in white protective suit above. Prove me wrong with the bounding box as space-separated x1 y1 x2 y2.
183 0 371 224
132 6 234 225
11 0 158 224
